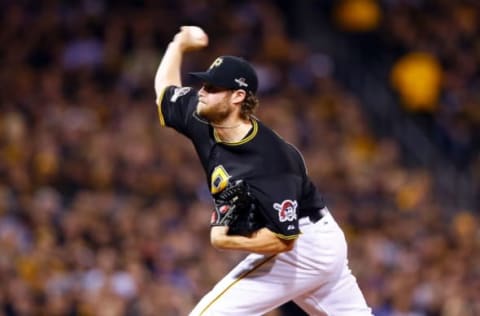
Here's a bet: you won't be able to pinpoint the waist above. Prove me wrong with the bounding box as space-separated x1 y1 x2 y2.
299 207 328 225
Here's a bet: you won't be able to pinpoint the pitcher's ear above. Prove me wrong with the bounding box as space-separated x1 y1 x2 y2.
231 89 247 104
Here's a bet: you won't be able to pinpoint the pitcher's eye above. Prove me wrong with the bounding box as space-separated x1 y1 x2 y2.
203 84 229 93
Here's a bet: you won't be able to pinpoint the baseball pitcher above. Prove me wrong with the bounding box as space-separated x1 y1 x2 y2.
154 26 373 316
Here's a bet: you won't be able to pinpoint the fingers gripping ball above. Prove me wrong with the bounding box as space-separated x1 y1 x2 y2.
180 26 209 50
187 26 208 41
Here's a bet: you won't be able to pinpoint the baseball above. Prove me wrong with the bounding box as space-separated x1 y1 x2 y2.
188 26 208 41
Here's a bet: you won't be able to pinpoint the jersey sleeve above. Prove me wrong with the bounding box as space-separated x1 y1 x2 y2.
249 174 303 240
157 85 198 136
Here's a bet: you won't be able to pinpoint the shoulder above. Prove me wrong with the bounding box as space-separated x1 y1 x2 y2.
254 119 283 142
255 119 295 151
254 119 307 169
157 85 203 135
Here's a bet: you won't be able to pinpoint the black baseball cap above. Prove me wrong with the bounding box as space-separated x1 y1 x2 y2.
189 55 258 94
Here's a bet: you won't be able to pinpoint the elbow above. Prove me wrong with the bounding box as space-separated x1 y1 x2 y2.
210 227 228 250
210 234 222 249
210 236 229 251
277 239 295 253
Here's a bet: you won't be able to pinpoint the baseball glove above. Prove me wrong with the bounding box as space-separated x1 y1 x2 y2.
210 180 264 236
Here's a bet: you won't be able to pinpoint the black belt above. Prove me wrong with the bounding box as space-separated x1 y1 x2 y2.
302 207 327 224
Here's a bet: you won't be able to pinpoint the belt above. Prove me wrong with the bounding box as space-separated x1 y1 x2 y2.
299 207 328 225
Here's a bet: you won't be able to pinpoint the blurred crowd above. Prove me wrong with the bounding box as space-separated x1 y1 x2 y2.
384 0 480 168
0 1 479 315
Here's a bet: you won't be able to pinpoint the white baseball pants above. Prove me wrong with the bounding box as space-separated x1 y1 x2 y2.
190 210 373 316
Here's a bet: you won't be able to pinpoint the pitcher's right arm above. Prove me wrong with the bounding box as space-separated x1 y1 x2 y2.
154 26 209 104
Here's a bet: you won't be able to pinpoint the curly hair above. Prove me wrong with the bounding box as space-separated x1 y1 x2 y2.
240 92 260 120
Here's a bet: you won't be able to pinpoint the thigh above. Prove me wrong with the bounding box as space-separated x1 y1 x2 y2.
190 253 297 316
294 262 373 316
293 213 373 315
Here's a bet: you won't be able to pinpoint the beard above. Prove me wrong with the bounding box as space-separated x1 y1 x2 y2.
196 99 231 124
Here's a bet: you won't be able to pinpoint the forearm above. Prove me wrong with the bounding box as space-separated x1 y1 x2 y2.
154 26 208 102
210 226 295 255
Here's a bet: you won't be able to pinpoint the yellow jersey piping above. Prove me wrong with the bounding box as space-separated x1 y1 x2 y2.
213 119 258 145
156 87 167 126
274 233 300 240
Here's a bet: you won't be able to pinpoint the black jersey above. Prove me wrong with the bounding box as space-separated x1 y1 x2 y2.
158 86 325 239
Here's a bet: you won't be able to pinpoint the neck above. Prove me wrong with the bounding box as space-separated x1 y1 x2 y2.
214 118 252 142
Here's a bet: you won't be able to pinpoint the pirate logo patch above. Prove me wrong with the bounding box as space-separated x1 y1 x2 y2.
273 200 298 222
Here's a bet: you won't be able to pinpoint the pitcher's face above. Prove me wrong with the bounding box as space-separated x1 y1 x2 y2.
196 84 234 123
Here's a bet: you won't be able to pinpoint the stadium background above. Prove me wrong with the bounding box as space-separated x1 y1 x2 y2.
0 0 479 315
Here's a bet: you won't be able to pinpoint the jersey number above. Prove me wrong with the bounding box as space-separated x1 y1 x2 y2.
210 165 230 195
